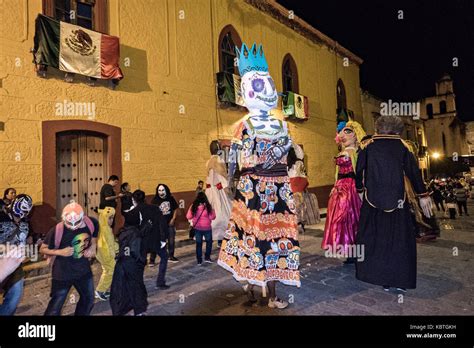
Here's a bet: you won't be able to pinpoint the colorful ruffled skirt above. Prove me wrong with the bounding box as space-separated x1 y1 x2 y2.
217 173 301 287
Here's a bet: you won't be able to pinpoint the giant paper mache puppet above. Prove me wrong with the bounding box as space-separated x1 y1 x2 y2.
217 43 301 305
321 119 365 264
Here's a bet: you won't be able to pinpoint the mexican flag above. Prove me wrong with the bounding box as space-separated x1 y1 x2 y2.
282 92 295 116
217 72 244 106
34 14 123 80
294 93 309 120
283 92 309 120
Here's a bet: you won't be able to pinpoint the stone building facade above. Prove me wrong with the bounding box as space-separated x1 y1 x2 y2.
0 0 364 233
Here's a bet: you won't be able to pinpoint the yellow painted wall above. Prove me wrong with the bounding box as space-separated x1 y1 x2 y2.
0 0 363 205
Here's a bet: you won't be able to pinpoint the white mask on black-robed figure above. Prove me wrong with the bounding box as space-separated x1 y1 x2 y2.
158 185 166 199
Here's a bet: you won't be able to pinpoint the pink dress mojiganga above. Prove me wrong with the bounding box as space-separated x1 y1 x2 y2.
321 155 361 255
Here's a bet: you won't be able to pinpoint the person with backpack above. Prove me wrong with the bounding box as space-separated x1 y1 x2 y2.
186 192 216 265
40 202 98 316
0 194 33 316
110 190 149 316
95 207 118 301
454 182 469 216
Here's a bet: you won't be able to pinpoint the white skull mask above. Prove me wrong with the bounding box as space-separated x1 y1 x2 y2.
241 71 278 113
158 185 166 198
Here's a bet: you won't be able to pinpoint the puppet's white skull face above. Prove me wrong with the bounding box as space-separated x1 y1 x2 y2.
241 71 278 112
158 186 166 198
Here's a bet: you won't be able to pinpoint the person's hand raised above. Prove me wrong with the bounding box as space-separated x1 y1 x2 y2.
58 247 74 257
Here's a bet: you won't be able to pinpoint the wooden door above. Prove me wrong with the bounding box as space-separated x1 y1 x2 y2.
57 132 107 219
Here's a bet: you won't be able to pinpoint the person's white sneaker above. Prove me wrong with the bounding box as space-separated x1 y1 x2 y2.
268 297 288 309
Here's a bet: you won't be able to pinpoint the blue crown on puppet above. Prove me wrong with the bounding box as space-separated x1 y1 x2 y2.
235 43 268 76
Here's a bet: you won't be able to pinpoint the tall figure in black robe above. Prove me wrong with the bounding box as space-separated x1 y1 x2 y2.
110 190 149 316
355 116 432 290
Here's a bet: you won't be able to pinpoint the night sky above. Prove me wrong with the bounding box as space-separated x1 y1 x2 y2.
277 0 474 122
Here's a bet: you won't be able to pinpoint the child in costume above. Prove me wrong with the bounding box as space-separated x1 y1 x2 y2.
218 43 300 310
95 207 118 301
321 120 366 264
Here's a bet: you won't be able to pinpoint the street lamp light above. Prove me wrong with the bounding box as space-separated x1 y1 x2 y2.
432 152 441 159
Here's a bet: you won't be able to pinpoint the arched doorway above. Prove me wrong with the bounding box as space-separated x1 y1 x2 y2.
33 120 122 235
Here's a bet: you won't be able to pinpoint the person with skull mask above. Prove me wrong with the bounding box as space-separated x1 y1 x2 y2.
217 43 300 309
151 184 179 263
0 194 33 316
41 202 98 315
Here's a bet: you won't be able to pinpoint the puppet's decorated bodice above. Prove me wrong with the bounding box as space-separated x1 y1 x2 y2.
335 155 354 175
237 115 290 169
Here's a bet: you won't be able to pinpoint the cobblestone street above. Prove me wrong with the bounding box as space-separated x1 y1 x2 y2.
16 203 474 316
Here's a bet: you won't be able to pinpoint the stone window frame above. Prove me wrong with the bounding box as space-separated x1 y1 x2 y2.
439 100 447 114
42 0 108 33
218 24 243 76
427 103 434 119
282 53 299 94
336 78 347 110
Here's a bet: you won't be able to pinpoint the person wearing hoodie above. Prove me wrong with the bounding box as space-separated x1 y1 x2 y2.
151 184 179 263
110 190 149 316
95 207 118 301
186 192 216 265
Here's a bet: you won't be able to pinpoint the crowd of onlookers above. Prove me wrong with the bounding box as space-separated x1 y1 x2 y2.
0 176 219 316
428 176 472 219
1 173 473 315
